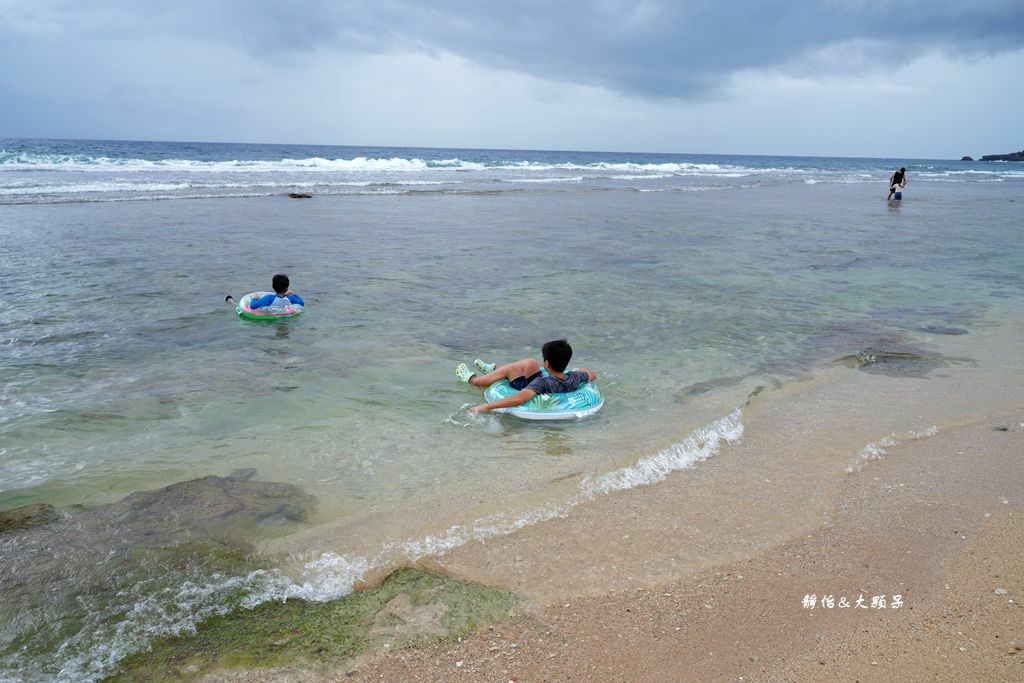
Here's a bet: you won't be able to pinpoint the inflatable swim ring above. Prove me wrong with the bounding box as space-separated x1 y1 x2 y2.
236 292 304 321
483 376 604 421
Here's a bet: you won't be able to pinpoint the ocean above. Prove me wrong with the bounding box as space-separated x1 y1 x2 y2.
2 138 1022 680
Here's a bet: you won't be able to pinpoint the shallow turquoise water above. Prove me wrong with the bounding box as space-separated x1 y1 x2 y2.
2 142 1023 679
6 182 1017 512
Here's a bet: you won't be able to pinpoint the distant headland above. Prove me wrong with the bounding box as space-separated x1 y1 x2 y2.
966 150 1024 161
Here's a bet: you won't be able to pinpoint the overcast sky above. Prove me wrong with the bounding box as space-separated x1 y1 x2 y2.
2 0 1022 158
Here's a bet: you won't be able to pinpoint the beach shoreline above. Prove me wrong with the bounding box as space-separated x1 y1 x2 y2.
333 412 1024 682
4 139 1023 679
193 318 1024 681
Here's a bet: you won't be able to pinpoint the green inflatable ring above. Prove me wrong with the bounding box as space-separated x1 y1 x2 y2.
236 292 304 321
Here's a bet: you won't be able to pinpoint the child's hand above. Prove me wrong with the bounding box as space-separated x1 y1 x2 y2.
469 405 485 414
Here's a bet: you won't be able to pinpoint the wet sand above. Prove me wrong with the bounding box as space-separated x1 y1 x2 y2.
202 322 1024 682
346 413 1023 682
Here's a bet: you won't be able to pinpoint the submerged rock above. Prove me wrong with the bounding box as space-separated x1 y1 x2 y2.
288 192 313 198
920 325 969 336
673 375 744 402
105 468 316 545
836 339 957 378
0 503 60 535
108 567 519 681
0 471 318 680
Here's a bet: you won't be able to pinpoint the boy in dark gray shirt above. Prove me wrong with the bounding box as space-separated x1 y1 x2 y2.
456 339 597 414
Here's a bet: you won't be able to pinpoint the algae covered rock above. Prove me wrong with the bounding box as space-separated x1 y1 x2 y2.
107 468 316 545
0 470 318 681
107 567 520 681
0 503 60 535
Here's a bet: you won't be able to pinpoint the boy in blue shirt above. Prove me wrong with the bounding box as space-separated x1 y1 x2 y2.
249 274 304 311
456 339 597 414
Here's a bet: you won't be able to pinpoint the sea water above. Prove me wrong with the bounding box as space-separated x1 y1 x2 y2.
2 138 1023 679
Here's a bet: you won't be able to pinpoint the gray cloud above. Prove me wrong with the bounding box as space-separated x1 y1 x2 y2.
197 0 1024 98
5 0 1021 100
1 0 1021 154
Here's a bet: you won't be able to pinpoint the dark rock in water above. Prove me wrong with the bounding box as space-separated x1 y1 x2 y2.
0 503 60 535
112 567 520 682
838 343 949 378
673 375 744 402
0 471 319 678
107 469 316 545
981 150 1024 161
288 192 313 198
961 156 973 161
920 325 969 336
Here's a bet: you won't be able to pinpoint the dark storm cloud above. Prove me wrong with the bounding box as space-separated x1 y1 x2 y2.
189 0 1024 98
4 0 1023 99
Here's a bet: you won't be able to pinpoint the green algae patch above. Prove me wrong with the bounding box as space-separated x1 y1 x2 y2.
1 470 316 679
105 568 519 681
0 503 59 535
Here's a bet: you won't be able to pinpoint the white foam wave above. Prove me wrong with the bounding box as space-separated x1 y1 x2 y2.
0 178 456 196
0 456 88 492
636 185 733 193
53 570 286 681
0 154 443 174
582 409 743 495
918 169 1003 176
611 173 674 181
908 426 938 439
0 186 491 205
280 408 744 602
919 169 1024 180
0 152 753 177
508 176 584 184
0 181 195 195
279 553 372 602
43 408 746 679
845 425 938 473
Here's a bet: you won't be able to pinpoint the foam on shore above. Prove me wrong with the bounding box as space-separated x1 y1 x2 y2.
280 408 745 603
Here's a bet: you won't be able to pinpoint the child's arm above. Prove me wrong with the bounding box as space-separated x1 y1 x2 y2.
469 389 536 414
285 292 304 305
248 293 274 309
577 368 597 381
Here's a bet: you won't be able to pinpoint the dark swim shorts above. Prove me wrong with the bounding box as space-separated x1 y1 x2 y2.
510 371 543 390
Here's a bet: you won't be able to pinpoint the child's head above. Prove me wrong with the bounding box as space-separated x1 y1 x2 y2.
272 273 290 294
542 339 573 372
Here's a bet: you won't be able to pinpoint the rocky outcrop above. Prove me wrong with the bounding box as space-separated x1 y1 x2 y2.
288 192 313 198
961 156 973 161
0 503 59 534
0 470 320 681
981 150 1024 161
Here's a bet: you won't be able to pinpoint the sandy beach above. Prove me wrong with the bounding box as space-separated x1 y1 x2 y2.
4 140 1023 679
333 417 1023 682
194 321 1024 682
6 3 1024 674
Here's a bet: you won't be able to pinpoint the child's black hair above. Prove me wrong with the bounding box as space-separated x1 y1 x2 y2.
542 339 573 372
272 273 290 294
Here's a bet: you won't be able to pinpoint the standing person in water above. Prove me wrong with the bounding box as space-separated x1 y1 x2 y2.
887 167 907 200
